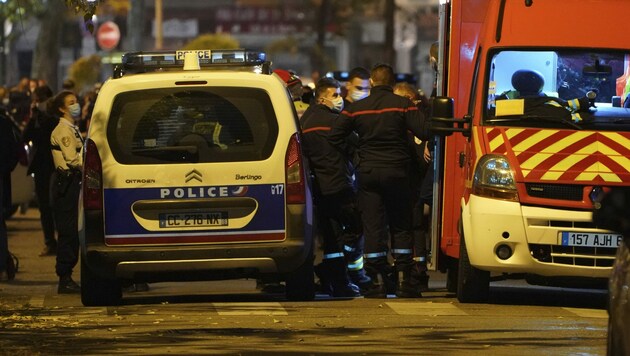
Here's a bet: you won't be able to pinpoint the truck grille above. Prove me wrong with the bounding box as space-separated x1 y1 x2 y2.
529 243 616 267
525 183 583 201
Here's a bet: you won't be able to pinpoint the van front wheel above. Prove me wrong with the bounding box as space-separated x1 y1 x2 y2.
456 233 490 303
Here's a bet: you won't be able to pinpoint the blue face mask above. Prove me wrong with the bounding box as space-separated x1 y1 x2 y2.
68 103 81 118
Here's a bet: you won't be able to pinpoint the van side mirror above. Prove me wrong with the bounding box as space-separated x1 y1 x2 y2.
430 96 471 137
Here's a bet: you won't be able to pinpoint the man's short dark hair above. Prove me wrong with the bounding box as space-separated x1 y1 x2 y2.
315 77 340 100
347 67 370 82
34 85 54 103
371 64 395 87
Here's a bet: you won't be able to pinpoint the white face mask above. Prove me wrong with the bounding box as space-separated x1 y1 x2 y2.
68 103 81 118
350 89 369 102
324 96 344 112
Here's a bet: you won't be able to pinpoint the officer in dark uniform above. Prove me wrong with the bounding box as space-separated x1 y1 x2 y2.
49 90 83 294
22 85 58 257
328 64 433 298
301 77 365 297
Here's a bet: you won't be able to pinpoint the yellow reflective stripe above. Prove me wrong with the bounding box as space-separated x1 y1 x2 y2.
545 100 563 108
567 99 580 110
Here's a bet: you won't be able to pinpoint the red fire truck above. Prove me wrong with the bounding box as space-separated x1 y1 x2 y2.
430 0 630 302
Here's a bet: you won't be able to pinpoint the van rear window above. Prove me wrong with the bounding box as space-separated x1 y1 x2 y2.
107 87 279 164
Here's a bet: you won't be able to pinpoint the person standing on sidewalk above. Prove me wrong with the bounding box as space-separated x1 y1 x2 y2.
49 90 83 294
22 85 58 257
329 64 433 298
0 108 20 281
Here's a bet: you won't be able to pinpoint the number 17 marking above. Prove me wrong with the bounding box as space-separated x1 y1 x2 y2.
271 184 284 195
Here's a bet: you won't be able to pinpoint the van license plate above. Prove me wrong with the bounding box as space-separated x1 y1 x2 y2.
560 232 622 248
159 212 228 228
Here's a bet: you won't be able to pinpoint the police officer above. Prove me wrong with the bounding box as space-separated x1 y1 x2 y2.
49 90 83 294
329 64 433 298
301 78 367 297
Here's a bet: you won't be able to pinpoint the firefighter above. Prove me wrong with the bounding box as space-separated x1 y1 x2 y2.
49 90 83 294
301 77 365 297
329 64 433 298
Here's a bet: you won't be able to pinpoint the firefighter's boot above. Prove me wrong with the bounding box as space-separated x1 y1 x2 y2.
395 266 423 298
364 258 395 298
415 262 430 292
348 268 372 294
344 248 372 293
317 258 360 298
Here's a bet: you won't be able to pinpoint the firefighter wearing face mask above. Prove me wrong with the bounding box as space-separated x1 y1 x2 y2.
343 67 371 108
49 90 83 294
300 77 369 297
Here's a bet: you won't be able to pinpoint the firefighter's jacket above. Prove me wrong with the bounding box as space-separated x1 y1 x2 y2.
328 85 432 170
301 103 357 196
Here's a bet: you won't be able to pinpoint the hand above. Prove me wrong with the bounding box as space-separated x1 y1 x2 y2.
423 144 432 162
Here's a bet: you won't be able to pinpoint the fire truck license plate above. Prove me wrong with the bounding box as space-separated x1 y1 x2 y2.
560 232 623 248
159 212 228 228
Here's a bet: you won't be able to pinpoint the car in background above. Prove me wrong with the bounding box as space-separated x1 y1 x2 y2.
79 49 314 306
592 188 630 356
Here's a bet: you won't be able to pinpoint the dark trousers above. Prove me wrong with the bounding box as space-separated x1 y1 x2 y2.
357 166 414 270
315 188 362 256
52 171 80 278
0 175 8 271
35 170 56 248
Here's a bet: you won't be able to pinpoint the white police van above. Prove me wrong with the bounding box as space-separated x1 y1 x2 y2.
79 50 314 306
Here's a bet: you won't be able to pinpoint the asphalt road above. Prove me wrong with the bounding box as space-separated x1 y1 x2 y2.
1 209 609 355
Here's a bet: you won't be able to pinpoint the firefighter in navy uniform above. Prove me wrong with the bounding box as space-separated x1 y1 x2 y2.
328 64 433 298
49 90 83 294
301 77 368 297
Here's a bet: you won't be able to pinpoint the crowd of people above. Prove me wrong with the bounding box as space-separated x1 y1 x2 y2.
286 63 436 298
0 76 100 294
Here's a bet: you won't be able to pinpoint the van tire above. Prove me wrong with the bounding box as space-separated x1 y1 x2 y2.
456 233 490 303
81 258 122 306
285 246 315 301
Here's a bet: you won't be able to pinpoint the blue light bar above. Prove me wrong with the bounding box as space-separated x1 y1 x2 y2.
113 49 269 78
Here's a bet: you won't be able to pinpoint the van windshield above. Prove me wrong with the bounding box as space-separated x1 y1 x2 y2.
106 87 279 164
484 49 630 132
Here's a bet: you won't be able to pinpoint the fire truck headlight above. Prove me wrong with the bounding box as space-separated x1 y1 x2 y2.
472 155 518 201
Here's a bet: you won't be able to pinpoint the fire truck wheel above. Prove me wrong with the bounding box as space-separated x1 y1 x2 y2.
456 233 490 303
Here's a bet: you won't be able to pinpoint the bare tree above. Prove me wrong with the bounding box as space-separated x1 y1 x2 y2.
127 0 145 51
31 0 66 90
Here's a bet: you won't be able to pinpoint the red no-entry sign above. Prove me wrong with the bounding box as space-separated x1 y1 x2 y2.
97 21 120 51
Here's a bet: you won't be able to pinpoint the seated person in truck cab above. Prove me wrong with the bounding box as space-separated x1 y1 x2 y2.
496 69 592 122
497 69 546 99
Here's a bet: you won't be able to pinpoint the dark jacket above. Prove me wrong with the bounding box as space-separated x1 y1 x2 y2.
301 103 356 196
1 113 19 212
22 107 58 176
0 114 19 176
329 85 431 169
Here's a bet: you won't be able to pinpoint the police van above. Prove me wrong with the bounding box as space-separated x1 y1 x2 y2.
79 49 314 306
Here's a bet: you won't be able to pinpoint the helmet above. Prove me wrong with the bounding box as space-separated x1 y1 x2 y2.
511 69 545 97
